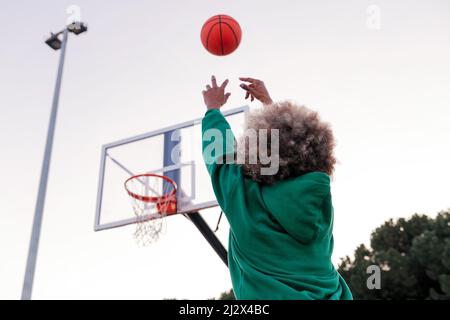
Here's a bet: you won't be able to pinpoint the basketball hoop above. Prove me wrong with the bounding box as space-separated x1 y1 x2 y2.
124 174 177 246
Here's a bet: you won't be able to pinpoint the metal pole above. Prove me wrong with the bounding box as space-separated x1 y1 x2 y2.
162 130 228 267
187 213 228 267
21 28 69 300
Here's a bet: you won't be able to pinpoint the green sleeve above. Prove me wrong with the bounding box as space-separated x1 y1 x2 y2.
202 109 242 211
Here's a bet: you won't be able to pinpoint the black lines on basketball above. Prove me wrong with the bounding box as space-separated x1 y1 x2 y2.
221 22 240 47
204 22 221 50
218 15 224 56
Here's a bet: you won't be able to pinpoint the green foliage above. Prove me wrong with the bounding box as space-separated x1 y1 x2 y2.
218 289 235 300
338 211 450 299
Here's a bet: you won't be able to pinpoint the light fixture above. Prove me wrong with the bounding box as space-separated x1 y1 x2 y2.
67 22 88 35
45 33 62 50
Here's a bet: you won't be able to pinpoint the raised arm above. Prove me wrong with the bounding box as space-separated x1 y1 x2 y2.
201 76 242 212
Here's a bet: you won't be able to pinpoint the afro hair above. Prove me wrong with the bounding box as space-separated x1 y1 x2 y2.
237 101 336 185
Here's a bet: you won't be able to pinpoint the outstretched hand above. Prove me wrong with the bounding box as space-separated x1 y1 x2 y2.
202 75 231 110
239 77 273 105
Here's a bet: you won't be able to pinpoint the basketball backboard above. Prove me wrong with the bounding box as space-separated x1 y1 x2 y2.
94 106 248 231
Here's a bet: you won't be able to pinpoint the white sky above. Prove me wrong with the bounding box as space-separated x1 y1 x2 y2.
0 0 449 299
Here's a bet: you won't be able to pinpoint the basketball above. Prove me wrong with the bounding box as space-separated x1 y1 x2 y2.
201 14 242 56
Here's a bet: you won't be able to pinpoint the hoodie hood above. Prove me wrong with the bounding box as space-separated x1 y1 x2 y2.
261 172 331 244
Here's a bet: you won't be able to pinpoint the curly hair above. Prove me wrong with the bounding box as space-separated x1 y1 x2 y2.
237 101 336 185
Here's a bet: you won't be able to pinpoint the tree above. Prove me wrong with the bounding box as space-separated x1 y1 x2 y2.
218 289 235 300
338 210 450 299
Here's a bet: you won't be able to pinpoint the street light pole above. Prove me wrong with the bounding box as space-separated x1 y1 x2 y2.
21 23 86 300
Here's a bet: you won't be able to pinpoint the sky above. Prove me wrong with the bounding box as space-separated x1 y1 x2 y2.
0 0 449 299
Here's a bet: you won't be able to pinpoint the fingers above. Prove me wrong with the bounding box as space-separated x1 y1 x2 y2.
240 83 256 94
244 90 255 102
241 84 258 102
224 92 231 103
239 77 259 84
206 85 212 90
205 76 229 89
211 75 218 88
220 79 229 89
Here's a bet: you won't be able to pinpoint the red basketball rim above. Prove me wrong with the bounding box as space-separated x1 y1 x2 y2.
124 173 177 203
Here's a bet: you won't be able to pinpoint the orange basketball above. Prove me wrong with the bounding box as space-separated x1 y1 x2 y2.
201 15 242 56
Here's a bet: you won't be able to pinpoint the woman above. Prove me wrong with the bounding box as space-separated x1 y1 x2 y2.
201 76 352 300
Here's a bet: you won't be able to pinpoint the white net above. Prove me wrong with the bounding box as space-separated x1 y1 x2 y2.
125 174 177 246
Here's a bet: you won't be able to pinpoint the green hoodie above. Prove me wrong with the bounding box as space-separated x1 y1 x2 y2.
202 109 352 300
